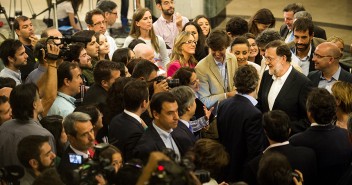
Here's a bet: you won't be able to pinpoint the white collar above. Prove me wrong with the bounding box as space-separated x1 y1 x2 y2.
70 145 90 159
263 141 290 153
124 109 142 124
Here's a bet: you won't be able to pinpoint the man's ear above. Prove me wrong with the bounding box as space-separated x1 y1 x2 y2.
15 29 21 37
101 80 109 89
156 4 162 10
152 110 159 120
29 159 39 169
7 56 15 64
63 78 70 87
87 24 93 31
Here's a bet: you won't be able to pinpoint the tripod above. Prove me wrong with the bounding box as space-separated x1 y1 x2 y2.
0 3 15 39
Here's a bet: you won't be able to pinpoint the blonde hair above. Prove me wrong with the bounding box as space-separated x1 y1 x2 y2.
129 8 160 53
332 81 352 113
168 31 197 69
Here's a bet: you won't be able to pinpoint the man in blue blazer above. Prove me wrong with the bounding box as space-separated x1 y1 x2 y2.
217 65 267 182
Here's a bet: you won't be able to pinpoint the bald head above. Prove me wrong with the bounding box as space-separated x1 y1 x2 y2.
317 42 341 60
41 27 63 38
133 43 155 62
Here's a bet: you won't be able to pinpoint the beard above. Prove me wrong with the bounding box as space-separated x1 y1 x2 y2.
162 7 174 16
295 42 310 52
269 61 284 77
37 160 55 173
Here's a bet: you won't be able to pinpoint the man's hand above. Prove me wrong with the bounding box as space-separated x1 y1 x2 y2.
46 43 60 64
29 35 38 47
153 80 169 94
203 106 214 121
226 90 237 98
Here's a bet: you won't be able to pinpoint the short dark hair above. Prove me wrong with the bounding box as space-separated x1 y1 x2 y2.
234 65 259 94
131 59 159 80
123 79 149 112
74 105 100 126
14 16 29 30
40 115 64 157
226 17 248 37
265 40 292 63
96 0 117 12
293 18 314 36
155 0 162 5
10 83 38 120
283 3 305 13
150 92 177 118
66 43 85 62
0 39 23 66
94 60 125 85
206 29 231 50
17 135 49 168
0 77 16 88
172 67 196 86
258 151 293 185
230 36 250 50
255 29 282 48
128 39 146 50
72 30 95 47
263 110 291 142
85 9 105 25
112 48 132 65
57 61 80 89
306 88 336 125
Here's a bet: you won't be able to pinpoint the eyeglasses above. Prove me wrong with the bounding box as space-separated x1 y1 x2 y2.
183 40 197 45
264 56 281 63
189 78 199 86
313 52 338 59
92 20 107 27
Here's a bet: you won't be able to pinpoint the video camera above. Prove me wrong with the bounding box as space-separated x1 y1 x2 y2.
44 35 91 60
149 148 211 185
71 143 115 185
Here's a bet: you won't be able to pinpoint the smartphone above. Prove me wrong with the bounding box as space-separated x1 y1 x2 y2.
69 154 83 164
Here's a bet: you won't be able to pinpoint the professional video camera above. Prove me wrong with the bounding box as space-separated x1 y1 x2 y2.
71 143 115 185
149 148 211 185
0 165 24 185
44 35 91 60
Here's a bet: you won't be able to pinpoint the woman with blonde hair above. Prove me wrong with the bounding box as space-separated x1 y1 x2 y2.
331 81 352 129
123 8 169 70
167 31 198 77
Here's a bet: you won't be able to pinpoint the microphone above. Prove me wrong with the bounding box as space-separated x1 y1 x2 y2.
0 165 25 182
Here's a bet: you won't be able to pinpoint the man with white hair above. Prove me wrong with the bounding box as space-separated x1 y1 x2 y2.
133 43 166 76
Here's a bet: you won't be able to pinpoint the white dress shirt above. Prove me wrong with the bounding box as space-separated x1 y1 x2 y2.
268 66 293 110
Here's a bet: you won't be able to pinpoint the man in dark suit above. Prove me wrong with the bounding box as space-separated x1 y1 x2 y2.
170 86 198 153
109 79 149 161
83 61 125 142
58 112 95 184
308 42 352 88
287 18 325 76
244 110 317 185
289 88 352 185
217 65 267 182
258 40 313 134
279 3 305 43
133 92 182 163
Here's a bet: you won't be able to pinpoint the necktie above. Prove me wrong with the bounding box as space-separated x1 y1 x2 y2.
188 124 193 133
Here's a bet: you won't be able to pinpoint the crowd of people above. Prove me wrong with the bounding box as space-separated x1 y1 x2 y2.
0 0 352 185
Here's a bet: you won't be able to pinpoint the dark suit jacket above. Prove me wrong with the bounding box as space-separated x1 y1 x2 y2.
289 124 352 185
58 146 88 185
280 24 327 40
257 68 313 134
171 121 197 154
217 95 267 182
83 83 108 142
244 144 317 185
308 68 352 87
133 124 184 164
288 37 326 73
109 112 145 161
